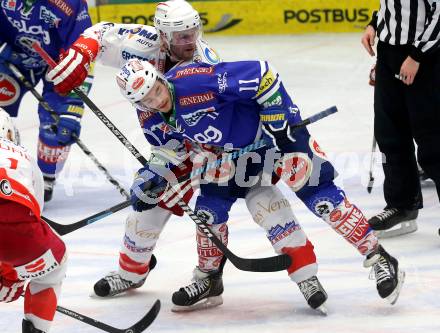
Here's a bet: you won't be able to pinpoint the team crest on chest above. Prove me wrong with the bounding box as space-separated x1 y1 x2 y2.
2 0 17 10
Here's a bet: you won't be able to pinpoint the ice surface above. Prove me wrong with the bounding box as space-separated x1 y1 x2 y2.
2 33 439 333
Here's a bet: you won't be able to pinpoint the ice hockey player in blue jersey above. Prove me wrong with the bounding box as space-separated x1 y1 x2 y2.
117 58 406 307
0 0 94 202
46 0 329 314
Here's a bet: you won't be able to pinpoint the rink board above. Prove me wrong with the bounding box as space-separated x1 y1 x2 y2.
92 0 379 35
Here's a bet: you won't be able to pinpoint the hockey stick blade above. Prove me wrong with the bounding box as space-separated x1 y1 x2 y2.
367 136 377 193
56 299 160 333
367 176 375 194
178 202 291 272
42 200 131 235
34 42 291 272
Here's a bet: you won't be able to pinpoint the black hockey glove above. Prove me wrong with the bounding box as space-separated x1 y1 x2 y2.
130 166 166 212
262 121 297 153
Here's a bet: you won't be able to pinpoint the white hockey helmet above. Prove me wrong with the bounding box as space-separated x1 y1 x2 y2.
116 59 159 104
0 108 20 145
154 0 201 45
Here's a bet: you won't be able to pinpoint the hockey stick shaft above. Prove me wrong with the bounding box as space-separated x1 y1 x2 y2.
55 299 160 333
177 201 291 272
19 295 160 333
42 200 131 236
34 44 291 272
42 102 336 236
190 106 338 178
367 136 377 193
5 61 129 200
32 41 148 165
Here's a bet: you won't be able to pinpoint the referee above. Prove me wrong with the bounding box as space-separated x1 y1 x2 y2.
361 1 440 237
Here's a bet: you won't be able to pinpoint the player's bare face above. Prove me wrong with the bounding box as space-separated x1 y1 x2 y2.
169 28 199 61
139 80 172 113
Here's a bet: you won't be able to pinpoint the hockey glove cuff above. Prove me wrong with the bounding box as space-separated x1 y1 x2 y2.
47 37 99 95
0 275 25 303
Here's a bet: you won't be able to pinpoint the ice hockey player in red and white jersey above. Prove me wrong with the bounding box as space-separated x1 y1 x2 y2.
0 109 67 333
47 0 222 93
47 0 327 313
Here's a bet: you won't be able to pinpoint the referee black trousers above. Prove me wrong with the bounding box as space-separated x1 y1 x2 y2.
374 41 440 208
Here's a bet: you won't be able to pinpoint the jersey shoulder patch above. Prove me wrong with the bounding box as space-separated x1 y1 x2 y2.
194 40 220 65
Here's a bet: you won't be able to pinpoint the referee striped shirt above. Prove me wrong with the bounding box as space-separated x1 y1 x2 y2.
370 0 440 60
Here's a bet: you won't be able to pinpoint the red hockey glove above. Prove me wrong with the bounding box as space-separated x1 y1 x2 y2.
47 36 99 95
0 274 25 303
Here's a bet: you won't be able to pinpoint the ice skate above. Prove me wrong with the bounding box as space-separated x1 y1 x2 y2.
364 245 405 305
43 176 55 203
22 319 45 333
171 267 224 312
368 208 418 238
297 276 328 315
93 255 156 297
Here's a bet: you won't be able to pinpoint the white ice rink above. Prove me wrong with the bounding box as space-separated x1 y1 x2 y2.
2 33 440 333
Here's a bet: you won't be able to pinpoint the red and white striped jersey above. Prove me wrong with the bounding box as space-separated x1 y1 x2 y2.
0 138 44 217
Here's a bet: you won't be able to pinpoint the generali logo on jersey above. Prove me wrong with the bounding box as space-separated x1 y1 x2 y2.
0 74 20 106
179 91 215 107
138 110 155 127
175 66 214 79
48 0 73 16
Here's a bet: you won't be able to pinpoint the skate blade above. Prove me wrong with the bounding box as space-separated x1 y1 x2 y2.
314 303 328 316
375 220 417 239
89 290 108 298
386 269 405 305
171 295 223 312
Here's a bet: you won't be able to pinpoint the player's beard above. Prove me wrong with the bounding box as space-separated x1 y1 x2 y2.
170 43 196 62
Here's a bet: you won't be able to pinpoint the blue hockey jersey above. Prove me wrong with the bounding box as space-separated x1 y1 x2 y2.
138 60 301 152
165 60 299 148
0 0 92 71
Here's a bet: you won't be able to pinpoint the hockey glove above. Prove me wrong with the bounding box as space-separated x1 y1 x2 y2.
369 64 376 86
130 166 166 212
55 115 81 145
260 107 296 152
0 275 25 303
47 37 99 95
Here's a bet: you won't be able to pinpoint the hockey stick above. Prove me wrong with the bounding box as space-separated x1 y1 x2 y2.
42 200 131 236
42 107 337 237
190 106 338 178
55 300 160 333
19 295 160 333
33 41 293 273
367 136 377 193
30 41 147 164
4 59 130 200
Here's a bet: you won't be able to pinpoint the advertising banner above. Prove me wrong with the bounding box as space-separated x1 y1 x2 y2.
96 0 379 35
